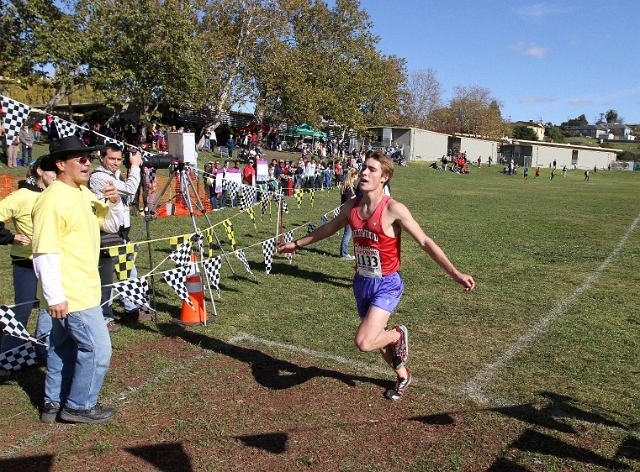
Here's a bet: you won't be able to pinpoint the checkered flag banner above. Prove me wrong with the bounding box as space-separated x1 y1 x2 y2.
108 243 138 281
169 239 192 266
222 219 236 251
202 256 222 297
309 188 316 207
294 188 303 208
284 230 294 263
162 266 194 309
0 305 45 346
246 206 257 230
113 277 152 314
333 206 341 219
54 116 79 138
1 96 30 144
223 180 239 194
240 186 257 211
261 191 271 217
262 238 276 275
169 234 189 252
235 250 255 280
0 341 37 371
203 227 216 258
307 223 316 235
273 194 289 214
320 215 328 226
193 233 205 258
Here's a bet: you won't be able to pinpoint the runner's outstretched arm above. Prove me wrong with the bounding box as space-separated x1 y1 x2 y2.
390 200 475 291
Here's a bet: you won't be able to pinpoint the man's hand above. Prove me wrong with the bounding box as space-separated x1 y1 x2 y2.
103 180 121 204
129 150 142 167
277 241 297 257
12 234 31 246
49 301 69 319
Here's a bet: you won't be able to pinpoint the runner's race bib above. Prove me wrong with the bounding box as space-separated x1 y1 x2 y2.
355 244 382 278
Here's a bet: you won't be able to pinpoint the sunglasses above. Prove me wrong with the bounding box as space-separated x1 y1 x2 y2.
69 156 95 164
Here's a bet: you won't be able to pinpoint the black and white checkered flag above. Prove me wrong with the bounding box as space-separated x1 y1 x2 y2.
1 96 30 144
262 238 276 274
240 186 257 211
0 341 38 371
284 230 294 263
307 223 316 235
273 194 289 214
223 180 239 194
193 233 205 258
235 250 256 280
261 191 270 216
333 206 341 219
54 116 79 138
320 215 328 226
169 240 192 266
162 266 194 309
0 305 45 346
202 256 222 297
113 277 152 314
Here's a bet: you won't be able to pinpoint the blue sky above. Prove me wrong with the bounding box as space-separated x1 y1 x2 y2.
358 0 640 126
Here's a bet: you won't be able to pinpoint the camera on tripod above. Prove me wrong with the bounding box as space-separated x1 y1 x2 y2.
123 132 198 170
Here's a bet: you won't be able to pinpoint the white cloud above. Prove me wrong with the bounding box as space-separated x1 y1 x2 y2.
519 96 559 104
519 96 543 103
518 3 571 18
509 42 548 58
568 99 593 106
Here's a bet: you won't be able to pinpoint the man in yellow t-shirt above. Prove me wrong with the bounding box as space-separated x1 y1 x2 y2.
32 136 125 424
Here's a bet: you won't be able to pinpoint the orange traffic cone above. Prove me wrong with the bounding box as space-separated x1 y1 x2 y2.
172 254 207 326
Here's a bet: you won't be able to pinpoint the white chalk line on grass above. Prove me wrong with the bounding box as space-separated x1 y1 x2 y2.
461 211 640 403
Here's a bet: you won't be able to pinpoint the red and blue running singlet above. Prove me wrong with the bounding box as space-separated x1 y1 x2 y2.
349 195 401 277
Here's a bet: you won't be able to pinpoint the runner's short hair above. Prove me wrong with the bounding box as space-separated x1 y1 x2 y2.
367 150 394 183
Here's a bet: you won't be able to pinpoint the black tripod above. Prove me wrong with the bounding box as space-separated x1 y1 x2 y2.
133 161 236 322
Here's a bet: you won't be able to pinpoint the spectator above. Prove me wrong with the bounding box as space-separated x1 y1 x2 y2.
339 167 358 260
89 144 150 331
33 136 126 424
0 157 56 375
226 135 235 158
19 123 35 167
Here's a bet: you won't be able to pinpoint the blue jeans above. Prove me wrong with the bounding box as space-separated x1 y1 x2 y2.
21 144 32 166
204 138 211 152
210 193 218 210
45 305 112 410
1 263 51 359
340 225 353 257
99 257 138 320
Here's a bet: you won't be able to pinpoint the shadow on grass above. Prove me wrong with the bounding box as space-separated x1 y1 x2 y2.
509 429 630 470
485 457 531 471
124 442 193 471
234 432 288 454
155 324 390 392
0 454 55 471
409 413 455 425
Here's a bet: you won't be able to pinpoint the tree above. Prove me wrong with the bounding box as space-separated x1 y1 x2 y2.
544 124 565 143
399 68 443 129
511 125 539 141
561 114 588 128
81 0 204 124
606 109 619 123
427 107 459 134
449 85 504 139
1 0 93 111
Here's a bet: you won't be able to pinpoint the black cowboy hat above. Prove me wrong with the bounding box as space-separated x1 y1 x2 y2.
40 136 101 171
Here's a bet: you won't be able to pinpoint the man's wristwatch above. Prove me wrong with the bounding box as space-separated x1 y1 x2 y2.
294 240 302 250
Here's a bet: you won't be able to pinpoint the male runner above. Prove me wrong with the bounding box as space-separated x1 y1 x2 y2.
278 151 475 400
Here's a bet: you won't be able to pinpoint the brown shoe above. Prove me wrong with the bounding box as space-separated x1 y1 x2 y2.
106 320 121 333
124 310 152 323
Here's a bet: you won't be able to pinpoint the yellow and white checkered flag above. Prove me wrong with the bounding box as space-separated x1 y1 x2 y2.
169 234 190 252
295 188 303 208
109 244 138 281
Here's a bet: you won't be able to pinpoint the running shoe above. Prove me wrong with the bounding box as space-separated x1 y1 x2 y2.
391 324 408 369
385 368 412 401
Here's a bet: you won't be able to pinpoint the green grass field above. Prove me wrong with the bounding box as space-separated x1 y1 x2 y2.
0 154 639 470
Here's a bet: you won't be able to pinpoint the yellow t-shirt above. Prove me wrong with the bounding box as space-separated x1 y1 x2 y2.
0 187 41 259
32 181 110 312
